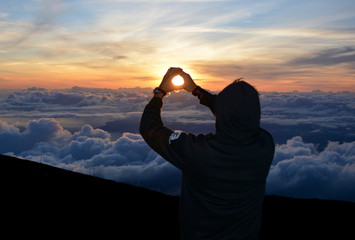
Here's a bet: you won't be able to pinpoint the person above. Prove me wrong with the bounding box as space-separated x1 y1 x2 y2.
140 67 275 240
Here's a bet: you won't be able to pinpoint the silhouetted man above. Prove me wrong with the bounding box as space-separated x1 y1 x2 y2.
140 68 275 240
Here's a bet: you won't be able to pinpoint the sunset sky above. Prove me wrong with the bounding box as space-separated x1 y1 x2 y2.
1 0 354 91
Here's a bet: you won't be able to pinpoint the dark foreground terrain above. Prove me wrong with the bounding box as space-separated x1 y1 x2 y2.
1 154 354 239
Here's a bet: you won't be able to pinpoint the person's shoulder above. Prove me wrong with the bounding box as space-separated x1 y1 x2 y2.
177 132 214 145
169 132 212 155
195 132 215 141
259 128 274 144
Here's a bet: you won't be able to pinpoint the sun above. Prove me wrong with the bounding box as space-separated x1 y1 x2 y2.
172 75 184 86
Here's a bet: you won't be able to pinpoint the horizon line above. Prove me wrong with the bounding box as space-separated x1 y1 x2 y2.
0 86 354 94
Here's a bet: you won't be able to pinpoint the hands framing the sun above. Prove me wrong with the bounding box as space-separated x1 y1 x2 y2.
158 67 197 94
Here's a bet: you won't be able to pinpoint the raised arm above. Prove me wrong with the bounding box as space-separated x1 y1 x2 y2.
180 70 217 115
140 68 216 169
139 68 184 169
139 67 181 147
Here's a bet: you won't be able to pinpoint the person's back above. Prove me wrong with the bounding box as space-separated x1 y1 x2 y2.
140 68 275 239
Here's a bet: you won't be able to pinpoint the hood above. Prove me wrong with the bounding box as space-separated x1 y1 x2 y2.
215 81 260 143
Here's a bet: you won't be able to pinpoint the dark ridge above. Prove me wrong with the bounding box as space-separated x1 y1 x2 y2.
1 154 354 239
0 154 180 239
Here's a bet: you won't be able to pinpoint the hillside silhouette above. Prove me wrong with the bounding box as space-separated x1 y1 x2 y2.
1 154 354 239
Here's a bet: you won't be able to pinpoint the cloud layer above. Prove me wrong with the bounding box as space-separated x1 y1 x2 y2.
267 136 355 201
0 119 354 201
0 88 354 201
2 87 353 148
1 119 181 195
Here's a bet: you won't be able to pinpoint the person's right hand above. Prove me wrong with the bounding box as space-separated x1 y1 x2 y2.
180 70 197 92
159 67 183 93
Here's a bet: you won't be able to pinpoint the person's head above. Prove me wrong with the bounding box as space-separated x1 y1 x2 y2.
214 80 260 143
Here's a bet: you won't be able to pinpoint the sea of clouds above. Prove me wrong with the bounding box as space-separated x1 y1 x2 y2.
0 87 354 201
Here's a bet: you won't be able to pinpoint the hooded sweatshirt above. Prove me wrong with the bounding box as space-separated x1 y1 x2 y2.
140 81 275 240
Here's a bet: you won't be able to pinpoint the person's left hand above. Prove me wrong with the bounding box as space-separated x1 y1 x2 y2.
159 67 183 93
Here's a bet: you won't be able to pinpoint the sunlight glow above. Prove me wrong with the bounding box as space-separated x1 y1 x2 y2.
0 0 354 91
172 75 184 86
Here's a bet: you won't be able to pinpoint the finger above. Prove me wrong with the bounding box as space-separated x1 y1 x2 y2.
163 68 176 79
169 68 183 77
165 70 182 81
180 72 191 80
170 68 183 74
169 67 182 71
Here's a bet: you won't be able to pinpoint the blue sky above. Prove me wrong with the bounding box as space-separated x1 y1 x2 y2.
1 0 354 91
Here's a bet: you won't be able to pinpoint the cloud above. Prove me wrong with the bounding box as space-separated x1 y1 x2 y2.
0 12 9 18
289 47 355 66
1 87 354 200
1 118 354 201
2 0 355 90
266 136 355 201
1 88 354 147
2 87 215 135
6 0 66 48
259 90 355 149
190 51 355 91
0 118 181 194
6 88 96 107
0 118 70 154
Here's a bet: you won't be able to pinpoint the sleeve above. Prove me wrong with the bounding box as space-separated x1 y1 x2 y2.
139 96 188 170
197 88 217 115
139 91 216 170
